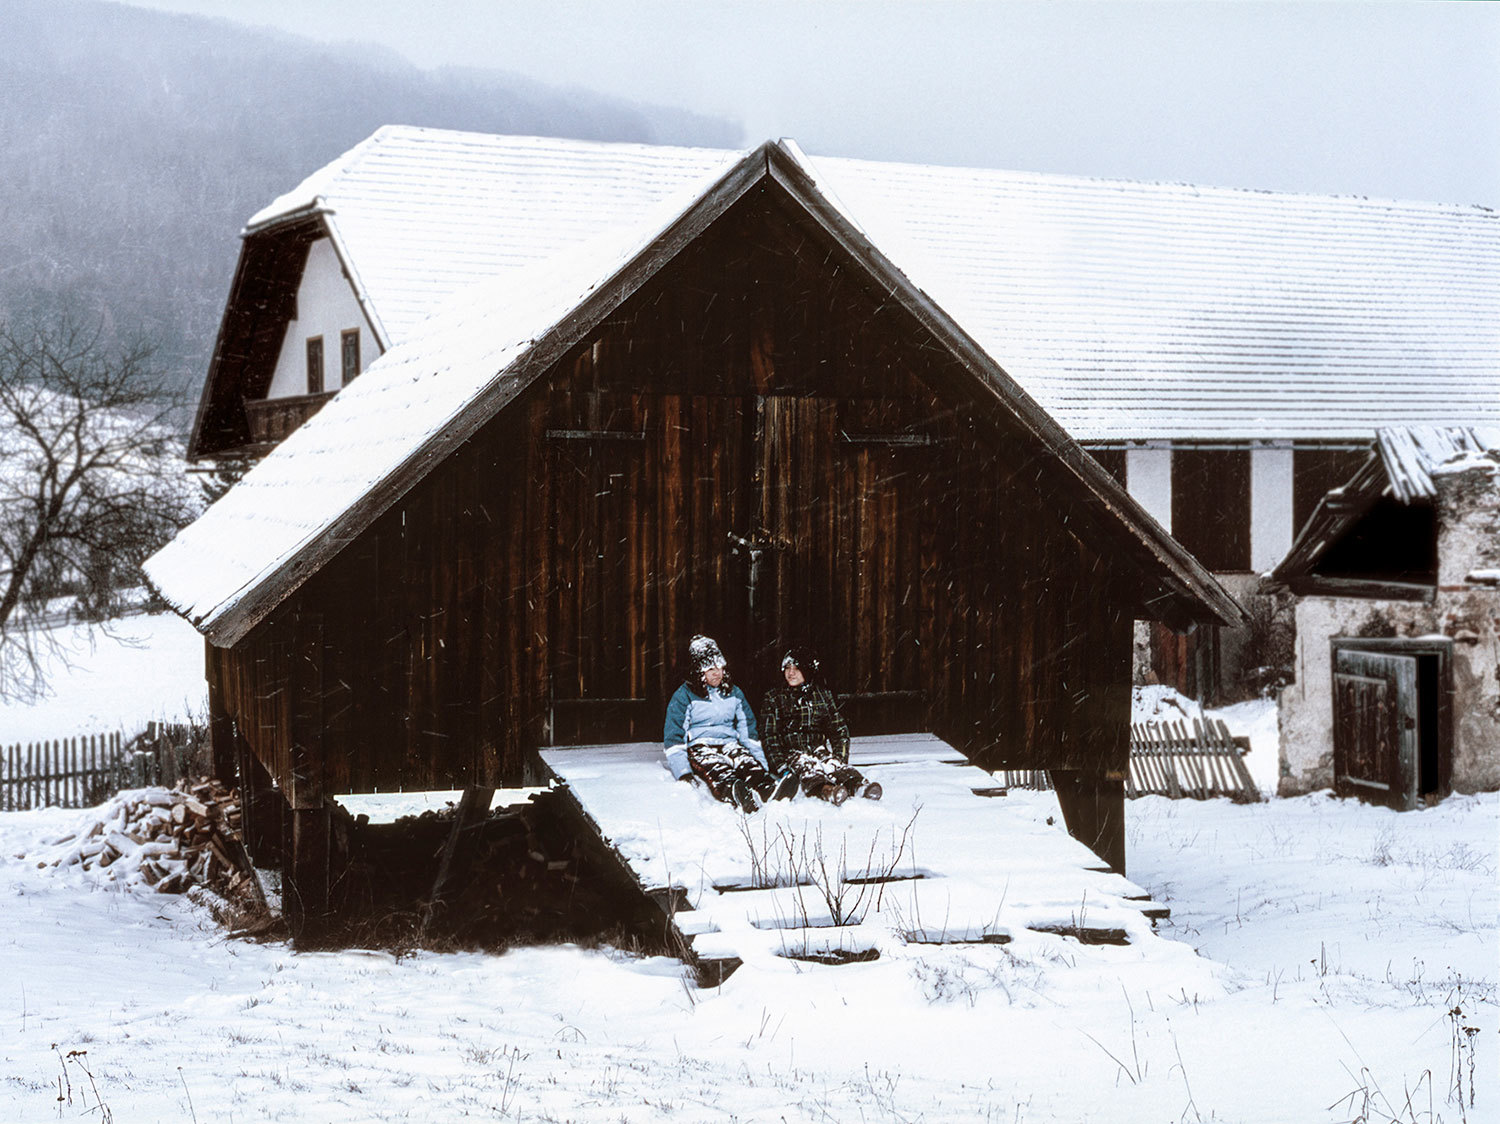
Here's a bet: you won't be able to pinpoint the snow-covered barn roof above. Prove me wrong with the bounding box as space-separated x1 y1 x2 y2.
149 140 1246 646
241 129 746 349
215 125 1500 445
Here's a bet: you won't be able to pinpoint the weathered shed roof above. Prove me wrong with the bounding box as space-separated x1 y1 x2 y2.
1374 427 1500 503
148 141 1245 646
1272 425 1500 585
214 125 1499 445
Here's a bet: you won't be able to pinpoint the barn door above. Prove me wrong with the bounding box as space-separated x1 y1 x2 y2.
755 396 944 730
1332 648 1418 810
545 397 657 744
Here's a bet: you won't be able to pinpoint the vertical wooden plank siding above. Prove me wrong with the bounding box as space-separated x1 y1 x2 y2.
210 185 1142 796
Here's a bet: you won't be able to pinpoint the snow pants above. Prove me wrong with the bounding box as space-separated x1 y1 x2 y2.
687 743 776 805
782 749 866 797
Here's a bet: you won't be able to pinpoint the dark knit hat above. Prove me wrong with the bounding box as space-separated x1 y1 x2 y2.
781 645 821 681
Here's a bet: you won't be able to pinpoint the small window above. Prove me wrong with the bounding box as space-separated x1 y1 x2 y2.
341 329 361 384
306 336 324 395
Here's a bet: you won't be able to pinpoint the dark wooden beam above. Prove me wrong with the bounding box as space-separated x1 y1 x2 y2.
206 640 236 785
1052 768 1127 874
1285 576 1435 602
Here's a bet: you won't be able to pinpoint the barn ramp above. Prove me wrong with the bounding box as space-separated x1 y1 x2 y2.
539 734 1171 981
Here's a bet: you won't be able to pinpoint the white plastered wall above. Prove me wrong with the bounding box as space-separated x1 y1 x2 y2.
1250 444 1295 573
267 237 378 399
1125 447 1172 532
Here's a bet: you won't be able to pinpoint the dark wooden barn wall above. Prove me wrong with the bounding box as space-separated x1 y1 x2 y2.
212 185 1133 800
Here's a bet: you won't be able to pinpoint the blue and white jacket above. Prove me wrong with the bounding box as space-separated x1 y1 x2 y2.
662 682 764 779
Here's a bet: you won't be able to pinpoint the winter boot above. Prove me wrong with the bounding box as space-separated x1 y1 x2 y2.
859 781 883 801
826 784 850 806
730 778 759 813
771 770 798 802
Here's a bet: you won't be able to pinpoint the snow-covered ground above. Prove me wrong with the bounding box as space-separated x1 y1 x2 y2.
0 612 207 745
3 789 1492 1123
0 624 1493 1122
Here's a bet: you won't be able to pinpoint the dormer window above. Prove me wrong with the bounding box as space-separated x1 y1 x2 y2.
341 329 361 384
306 337 325 394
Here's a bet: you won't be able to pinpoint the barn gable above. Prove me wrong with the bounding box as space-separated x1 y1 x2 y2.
147 141 1259 895
148 142 1241 649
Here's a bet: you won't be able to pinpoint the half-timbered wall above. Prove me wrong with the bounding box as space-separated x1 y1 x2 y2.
213 185 1134 797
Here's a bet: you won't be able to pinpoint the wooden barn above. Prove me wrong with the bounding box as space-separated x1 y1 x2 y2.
147 136 1242 938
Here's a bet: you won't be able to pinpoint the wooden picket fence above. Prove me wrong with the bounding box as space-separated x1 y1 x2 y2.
1127 718 1261 802
986 719 1261 803
991 769 1054 791
0 722 208 811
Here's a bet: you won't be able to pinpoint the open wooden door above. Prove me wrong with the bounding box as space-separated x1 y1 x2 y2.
1332 647 1418 810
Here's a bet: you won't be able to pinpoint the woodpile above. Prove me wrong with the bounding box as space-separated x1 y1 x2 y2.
29 780 267 912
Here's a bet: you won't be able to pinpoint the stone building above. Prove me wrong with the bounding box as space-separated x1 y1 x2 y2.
1272 427 1500 804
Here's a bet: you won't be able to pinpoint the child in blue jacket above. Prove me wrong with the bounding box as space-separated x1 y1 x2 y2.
663 635 794 812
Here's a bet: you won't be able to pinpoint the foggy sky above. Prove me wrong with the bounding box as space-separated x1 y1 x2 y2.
124 0 1498 205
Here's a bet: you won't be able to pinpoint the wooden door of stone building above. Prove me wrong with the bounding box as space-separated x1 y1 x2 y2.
1330 638 1452 810
1332 647 1418 810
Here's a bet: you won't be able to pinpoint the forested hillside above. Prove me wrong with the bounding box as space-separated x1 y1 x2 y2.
0 0 739 403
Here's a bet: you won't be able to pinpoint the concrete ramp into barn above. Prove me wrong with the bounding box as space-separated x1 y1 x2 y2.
538 734 1170 980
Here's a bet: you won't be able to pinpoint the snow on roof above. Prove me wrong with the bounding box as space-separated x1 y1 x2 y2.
786 151 1500 441
144 146 746 633
153 127 1494 637
1375 425 1500 503
242 126 1499 443
246 127 745 344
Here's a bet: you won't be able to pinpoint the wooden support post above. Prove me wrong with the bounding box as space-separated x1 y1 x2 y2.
422 785 496 932
1052 768 1127 875
283 804 331 944
236 734 283 867
206 640 237 786
283 609 331 946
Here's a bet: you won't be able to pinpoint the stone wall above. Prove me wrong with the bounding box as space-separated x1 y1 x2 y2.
1278 462 1500 795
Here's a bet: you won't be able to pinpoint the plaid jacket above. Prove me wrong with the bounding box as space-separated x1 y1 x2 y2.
761 684 850 772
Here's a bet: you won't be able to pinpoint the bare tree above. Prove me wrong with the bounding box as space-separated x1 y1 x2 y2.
0 320 200 699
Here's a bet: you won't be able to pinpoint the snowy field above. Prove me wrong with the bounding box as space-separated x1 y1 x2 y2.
2 789 1493 1123
0 620 1494 1122
0 612 207 746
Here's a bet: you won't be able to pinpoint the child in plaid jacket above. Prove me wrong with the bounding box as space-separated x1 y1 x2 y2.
760 647 881 802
